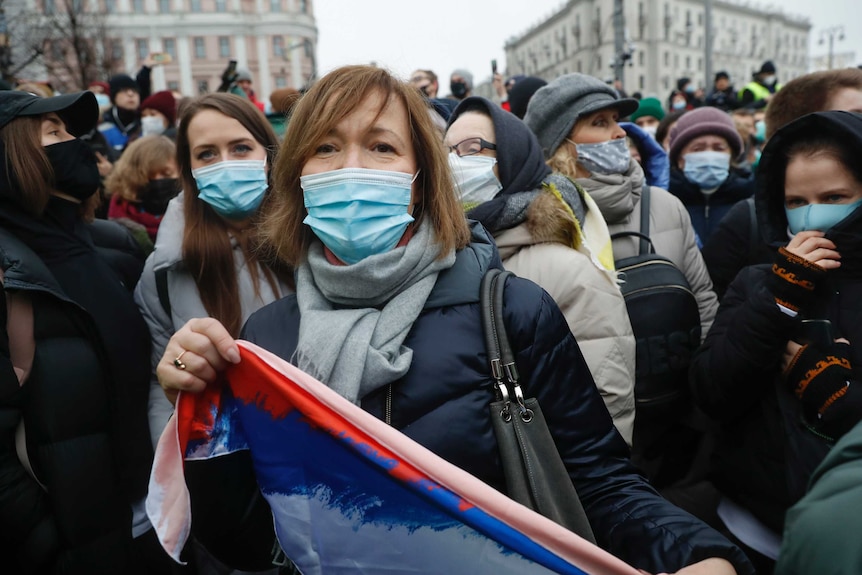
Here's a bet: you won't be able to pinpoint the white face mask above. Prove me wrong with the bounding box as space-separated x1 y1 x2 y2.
762 75 777 86
448 153 502 208
141 115 165 137
642 125 658 139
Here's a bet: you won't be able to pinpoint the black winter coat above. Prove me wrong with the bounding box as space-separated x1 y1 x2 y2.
690 111 862 532
668 168 755 246
0 225 153 574
186 224 753 575
701 197 774 301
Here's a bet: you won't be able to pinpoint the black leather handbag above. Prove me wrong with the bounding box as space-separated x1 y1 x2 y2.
481 269 596 543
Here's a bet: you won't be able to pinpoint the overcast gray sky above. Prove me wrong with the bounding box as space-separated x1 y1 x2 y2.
314 0 860 87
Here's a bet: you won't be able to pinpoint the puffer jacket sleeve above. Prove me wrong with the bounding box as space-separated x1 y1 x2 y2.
690 265 795 420
503 275 754 575
0 291 59 572
505 243 636 445
134 255 176 449
667 190 720 339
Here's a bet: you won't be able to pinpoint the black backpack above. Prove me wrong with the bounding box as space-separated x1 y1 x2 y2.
611 186 701 438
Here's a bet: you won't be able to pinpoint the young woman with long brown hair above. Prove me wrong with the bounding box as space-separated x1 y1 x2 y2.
134 92 293 448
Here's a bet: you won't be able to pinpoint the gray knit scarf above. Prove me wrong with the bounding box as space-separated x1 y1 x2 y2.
292 222 456 404
472 173 588 233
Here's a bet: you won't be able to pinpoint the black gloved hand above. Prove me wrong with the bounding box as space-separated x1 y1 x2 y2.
784 342 862 437
768 247 827 314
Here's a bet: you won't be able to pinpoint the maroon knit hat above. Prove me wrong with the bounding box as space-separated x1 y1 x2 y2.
141 90 176 125
668 107 743 165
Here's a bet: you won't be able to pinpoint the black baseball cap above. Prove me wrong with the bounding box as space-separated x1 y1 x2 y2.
0 90 98 137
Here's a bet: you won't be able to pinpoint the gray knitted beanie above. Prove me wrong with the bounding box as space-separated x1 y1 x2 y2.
524 73 638 158
451 69 474 91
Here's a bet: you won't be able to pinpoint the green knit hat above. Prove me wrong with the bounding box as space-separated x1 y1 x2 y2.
630 97 665 122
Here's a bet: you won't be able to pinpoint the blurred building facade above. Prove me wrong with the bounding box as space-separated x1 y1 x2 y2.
13 0 317 99
504 0 810 98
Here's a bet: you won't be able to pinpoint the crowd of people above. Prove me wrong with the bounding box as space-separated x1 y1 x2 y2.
2 55 862 575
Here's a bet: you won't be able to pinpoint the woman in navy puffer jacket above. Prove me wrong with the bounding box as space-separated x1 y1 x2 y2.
156 65 754 575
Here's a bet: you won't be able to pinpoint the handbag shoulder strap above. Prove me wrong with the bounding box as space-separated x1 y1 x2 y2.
481 269 522 409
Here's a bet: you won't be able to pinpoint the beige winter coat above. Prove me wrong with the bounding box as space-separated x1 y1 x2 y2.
494 191 636 445
580 163 719 339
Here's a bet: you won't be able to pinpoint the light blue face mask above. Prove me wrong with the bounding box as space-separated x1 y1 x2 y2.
95 93 111 108
301 167 417 265
192 159 268 220
755 120 766 143
785 199 862 235
572 137 631 176
683 151 731 191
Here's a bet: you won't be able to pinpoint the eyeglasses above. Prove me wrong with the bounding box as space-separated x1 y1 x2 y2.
448 137 497 157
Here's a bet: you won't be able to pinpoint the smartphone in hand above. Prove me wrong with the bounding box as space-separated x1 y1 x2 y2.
491 59 498 75
795 319 835 349
150 52 173 64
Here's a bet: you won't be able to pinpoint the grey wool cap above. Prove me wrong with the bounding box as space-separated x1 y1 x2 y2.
524 73 639 158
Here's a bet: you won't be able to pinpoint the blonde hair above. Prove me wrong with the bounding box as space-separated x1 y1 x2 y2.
104 135 176 202
547 140 588 179
263 65 470 267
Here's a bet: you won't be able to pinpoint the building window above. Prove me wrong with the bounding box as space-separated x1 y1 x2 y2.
164 38 176 59
112 43 124 61
639 75 644 90
215 0 226 11
133 0 144 11
638 51 644 66
272 36 284 58
299 0 307 12
104 0 116 13
137 39 149 61
270 0 280 10
275 76 287 88
168 81 180 91
194 37 206 59
596 54 601 71
43 0 55 14
159 0 169 11
663 51 669 66
191 0 201 12
197 79 209 94
674 54 678 67
219 36 230 58
685 55 690 69
577 60 582 73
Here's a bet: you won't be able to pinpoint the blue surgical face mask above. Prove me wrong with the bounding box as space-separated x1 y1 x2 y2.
571 137 631 176
754 120 766 143
448 153 502 209
301 167 417 265
786 199 862 235
683 151 731 191
192 159 268 220
95 93 111 108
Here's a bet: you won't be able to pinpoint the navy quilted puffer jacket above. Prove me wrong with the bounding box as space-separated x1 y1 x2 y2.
188 223 753 575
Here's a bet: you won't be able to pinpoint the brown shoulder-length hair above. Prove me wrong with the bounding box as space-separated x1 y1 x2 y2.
176 92 290 336
104 135 176 202
766 68 862 140
262 65 471 267
1 115 99 219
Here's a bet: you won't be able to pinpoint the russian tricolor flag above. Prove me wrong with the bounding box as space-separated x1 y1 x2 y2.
147 341 638 575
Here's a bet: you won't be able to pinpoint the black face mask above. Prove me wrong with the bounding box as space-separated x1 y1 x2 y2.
44 139 101 201
450 81 468 99
140 178 180 215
